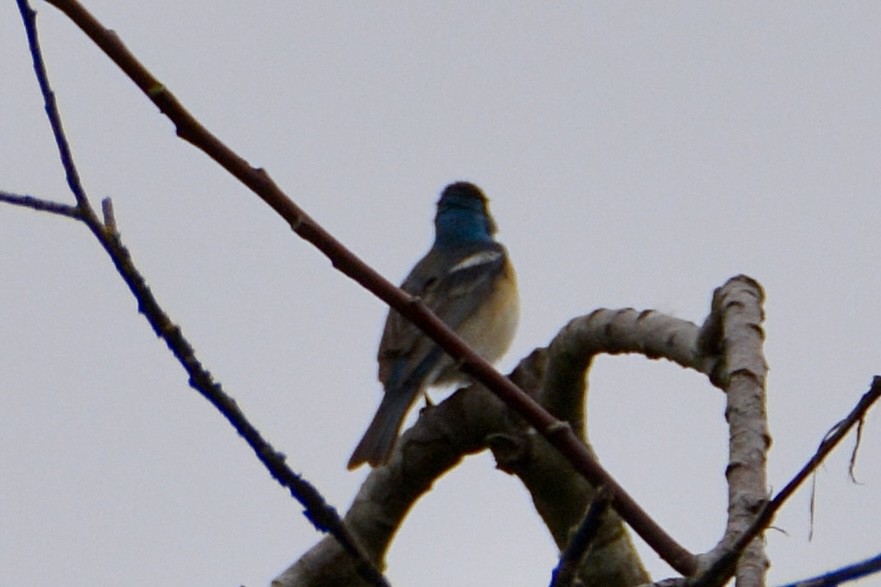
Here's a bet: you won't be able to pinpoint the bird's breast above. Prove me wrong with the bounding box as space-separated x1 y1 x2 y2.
436 257 519 382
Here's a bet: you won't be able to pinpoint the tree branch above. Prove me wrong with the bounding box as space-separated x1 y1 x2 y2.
13 2 388 585
551 486 614 587
281 306 731 584
0 190 80 219
277 350 651 587
539 308 720 575
694 376 881 587
273 355 544 586
542 307 720 435
711 275 771 586
777 552 881 587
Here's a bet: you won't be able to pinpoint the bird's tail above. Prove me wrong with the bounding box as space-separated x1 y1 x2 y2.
347 385 419 470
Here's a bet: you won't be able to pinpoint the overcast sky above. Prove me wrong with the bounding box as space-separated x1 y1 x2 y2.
3 2 881 586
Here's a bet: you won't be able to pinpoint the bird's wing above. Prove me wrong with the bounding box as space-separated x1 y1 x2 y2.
377 242 507 388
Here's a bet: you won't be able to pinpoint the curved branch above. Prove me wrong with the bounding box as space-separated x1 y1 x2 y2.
542 308 718 433
274 355 540 586
537 308 721 575
282 305 727 584
277 350 650 587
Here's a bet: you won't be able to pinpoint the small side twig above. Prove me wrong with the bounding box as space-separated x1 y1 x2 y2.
101 197 118 235
847 413 865 483
777 551 881 587
0 191 80 219
550 486 613 587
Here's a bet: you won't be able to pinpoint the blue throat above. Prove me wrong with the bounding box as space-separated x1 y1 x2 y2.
434 203 493 248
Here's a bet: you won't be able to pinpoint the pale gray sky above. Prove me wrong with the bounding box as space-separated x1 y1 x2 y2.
3 3 881 586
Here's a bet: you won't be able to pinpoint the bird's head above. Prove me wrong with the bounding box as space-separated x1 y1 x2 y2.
434 182 497 247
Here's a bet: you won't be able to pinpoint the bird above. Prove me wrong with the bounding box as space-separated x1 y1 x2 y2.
347 181 519 469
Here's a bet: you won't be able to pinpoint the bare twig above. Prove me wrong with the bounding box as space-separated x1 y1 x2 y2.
0 190 80 219
16 1 94 218
694 377 881 587
101 197 118 235
13 2 388 585
541 307 720 575
777 551 881 587
551 486 613 587
848 415 865 483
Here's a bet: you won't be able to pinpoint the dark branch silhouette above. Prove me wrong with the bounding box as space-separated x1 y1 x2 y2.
551 486 614 587
13 1 388 585
778 552 881 587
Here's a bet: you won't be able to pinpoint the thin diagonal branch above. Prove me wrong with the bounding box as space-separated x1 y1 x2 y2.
14 2 388 585
694 376 881 587
777 552 881 587
40 0 698 574
93 210 388 587
541 308 713 575
17 0 95 219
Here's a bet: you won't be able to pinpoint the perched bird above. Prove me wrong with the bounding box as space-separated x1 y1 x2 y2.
348 182 519 469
